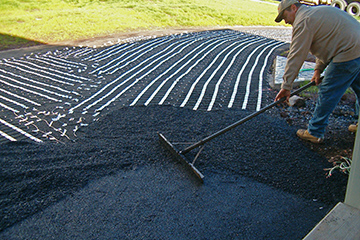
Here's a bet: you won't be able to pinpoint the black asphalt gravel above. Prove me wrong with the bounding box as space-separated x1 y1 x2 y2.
0 105 348 239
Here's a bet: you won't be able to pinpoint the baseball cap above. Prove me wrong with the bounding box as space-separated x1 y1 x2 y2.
275 0 300 22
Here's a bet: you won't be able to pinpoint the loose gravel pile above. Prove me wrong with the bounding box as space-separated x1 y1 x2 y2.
0 105 348 232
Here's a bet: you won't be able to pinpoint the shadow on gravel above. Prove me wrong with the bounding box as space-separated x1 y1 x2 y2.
0 105 348 234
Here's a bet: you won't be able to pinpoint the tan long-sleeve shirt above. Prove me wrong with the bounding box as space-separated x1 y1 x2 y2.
282 5 360 90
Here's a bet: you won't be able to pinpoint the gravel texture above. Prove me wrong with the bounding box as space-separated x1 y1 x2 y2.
0 105 349 237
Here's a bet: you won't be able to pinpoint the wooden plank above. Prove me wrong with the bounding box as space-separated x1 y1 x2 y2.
303 202 360 240
345 114 360 209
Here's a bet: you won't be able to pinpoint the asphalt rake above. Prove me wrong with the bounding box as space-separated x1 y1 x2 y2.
158 81 316 182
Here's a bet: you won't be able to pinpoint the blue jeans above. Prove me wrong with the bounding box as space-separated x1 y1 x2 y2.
308 57 360 138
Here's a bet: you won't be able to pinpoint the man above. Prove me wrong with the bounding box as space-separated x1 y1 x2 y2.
274 0 360 143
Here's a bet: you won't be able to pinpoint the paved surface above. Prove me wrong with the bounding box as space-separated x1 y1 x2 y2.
273 56 316 89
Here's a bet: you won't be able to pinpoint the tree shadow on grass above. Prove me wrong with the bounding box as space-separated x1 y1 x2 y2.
0 33 44 51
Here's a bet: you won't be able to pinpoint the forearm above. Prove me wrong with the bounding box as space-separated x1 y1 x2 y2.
314 58 326 73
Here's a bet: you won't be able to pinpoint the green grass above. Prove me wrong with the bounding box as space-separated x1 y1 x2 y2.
0 0 279 49
298 81 319 97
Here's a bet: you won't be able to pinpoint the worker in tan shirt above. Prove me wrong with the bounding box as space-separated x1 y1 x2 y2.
274 0 360 143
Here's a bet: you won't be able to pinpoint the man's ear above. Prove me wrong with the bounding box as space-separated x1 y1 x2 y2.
290 4 298 12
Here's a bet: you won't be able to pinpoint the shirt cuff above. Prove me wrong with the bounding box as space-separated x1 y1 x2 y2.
281 81 293 91
315 59 326 73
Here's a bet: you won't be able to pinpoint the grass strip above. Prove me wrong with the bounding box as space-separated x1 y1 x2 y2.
0 0 279 50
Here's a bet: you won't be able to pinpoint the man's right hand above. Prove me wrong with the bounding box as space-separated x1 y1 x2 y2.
275 89 291 102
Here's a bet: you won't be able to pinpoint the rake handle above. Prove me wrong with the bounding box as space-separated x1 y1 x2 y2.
180 80 316 154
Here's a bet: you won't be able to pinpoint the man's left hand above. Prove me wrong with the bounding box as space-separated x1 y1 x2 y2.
311 69 322 85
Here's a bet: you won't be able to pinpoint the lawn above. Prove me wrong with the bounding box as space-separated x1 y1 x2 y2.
0 0 279 50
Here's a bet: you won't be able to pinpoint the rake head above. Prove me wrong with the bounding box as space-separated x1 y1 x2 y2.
158 133 204 183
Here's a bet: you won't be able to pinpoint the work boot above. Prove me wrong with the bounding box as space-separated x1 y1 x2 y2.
348 123 358 132
296 129 323 143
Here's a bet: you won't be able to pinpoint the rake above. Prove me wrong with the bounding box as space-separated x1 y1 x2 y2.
158 81 316 182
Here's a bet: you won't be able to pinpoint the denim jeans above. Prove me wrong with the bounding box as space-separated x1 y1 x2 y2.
308 56 360 138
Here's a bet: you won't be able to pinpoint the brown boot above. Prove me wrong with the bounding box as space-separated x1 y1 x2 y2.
296 129 323 144
348 123 358 132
